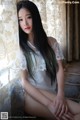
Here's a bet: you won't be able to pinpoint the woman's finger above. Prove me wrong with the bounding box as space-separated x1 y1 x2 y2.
64 113 74 120
55 103 62 116
59 104 65 117
65 105 68 114
55 116 61 120
68 112 74 118
61 115 69 120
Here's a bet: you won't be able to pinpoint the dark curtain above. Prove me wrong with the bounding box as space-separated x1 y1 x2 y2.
66 0 80 62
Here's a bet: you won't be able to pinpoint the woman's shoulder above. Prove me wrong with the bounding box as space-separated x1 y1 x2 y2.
48 36 57 46
48 36 64 60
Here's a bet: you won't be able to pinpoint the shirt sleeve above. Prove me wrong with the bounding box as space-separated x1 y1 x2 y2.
12 49 27 71
52 41 64 60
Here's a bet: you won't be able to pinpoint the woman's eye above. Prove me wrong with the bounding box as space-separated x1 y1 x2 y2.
18 19 23 22
27 16 32 19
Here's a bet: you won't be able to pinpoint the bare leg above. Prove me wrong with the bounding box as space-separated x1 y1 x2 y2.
24 88 80 120
39 89 80 120
67 100 80 120
24 92 55 119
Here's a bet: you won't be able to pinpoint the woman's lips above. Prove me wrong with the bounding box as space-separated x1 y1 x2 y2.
25 27 31 30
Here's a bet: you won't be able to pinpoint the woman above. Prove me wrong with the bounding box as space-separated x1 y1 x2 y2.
17 0 80 120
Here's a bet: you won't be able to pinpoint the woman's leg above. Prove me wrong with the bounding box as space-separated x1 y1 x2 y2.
24 92 55 119
39 89 80 120
24 88 80 120
67 100 80 120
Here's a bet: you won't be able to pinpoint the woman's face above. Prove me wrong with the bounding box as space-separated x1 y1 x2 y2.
18 8 33 34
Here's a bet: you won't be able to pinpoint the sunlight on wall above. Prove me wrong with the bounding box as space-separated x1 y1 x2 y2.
0 0 19 88
0 2 19 69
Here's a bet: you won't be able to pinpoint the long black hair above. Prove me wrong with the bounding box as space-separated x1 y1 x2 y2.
17 0 58 85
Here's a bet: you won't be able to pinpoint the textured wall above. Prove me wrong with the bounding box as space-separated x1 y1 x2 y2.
0 0 19 89
0 0 19 70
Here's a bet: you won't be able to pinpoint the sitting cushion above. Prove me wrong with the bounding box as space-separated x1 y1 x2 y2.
64 62 80 103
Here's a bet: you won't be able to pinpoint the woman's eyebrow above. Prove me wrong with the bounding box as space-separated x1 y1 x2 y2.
18 14 31 18
18 16 22 18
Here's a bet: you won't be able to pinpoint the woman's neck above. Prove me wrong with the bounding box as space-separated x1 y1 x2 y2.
28 33 34 45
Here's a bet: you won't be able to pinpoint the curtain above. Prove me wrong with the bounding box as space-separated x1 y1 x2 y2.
0 0 19 88
66 0 80 62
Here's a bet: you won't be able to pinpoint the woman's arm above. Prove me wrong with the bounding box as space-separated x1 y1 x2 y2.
48 37 68 116
54 60 69 117
56 60 64 97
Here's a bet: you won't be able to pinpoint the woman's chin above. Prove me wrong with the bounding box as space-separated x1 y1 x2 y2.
23 29 32 34
24 31 31 34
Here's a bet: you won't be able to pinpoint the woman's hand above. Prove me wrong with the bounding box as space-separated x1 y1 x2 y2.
53 94 68 117
47 99 74 120
53 94 74 120
47 100 59 119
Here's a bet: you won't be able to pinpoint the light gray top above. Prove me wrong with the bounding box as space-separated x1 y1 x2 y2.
15 39 64 93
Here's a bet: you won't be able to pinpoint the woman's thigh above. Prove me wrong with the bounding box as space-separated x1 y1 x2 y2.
24 88 80 117
24 91 54 118
39 89 80 115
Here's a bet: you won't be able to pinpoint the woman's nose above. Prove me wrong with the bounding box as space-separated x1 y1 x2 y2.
23 19 28 26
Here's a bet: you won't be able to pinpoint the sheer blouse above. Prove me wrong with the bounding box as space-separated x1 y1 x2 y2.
15 39 64 92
